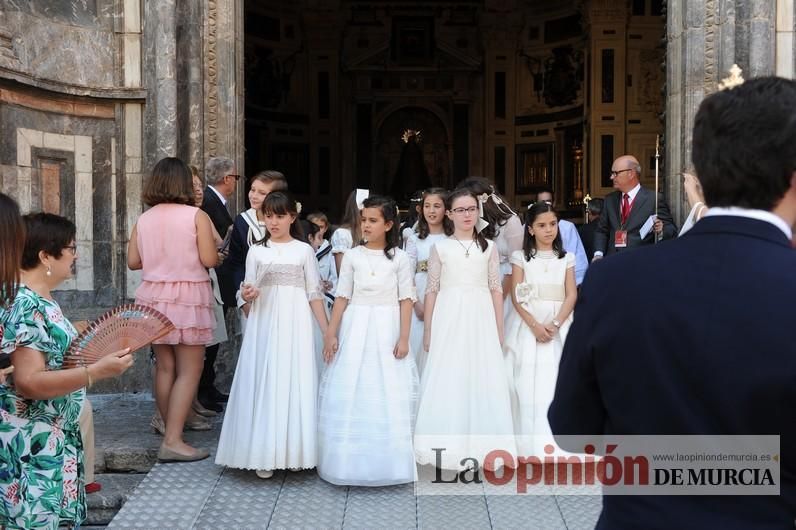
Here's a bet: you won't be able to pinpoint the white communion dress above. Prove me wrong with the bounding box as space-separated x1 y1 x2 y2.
414 238 517 470
317 246 419 486
404 231 447 374
215 239 323 472
503 249 574 456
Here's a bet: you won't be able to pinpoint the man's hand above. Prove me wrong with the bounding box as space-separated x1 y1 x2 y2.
653 218 664 235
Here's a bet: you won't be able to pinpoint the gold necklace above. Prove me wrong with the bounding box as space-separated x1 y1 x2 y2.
452 236 476 258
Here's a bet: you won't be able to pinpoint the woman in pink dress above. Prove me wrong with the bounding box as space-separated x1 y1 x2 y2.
128 157 218 462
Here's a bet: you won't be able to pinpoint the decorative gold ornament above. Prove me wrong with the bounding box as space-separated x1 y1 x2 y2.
718 64 744 91
401 129 422 143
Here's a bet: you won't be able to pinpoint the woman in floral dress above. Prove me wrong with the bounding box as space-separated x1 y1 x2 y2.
0 213 133 529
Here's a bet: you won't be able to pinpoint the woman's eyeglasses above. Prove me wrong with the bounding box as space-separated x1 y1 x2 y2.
64 245 77 256
450 206 478 215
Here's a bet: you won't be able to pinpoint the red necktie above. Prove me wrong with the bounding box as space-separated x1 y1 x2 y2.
620 193 630 225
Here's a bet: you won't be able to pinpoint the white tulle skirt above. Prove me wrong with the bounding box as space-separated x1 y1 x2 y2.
215 285 318 471
317 303 419 486
503 298 570 456
414 285 517 470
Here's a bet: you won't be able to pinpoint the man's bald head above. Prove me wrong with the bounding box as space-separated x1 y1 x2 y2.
611 155 641 193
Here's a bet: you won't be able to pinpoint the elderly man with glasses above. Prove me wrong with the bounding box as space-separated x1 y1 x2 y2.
592 154 677 259
198 156 238 411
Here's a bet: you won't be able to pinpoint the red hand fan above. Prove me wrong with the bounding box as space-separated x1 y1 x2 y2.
63 304 175 368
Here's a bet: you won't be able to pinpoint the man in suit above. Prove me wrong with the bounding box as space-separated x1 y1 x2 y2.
549 77 796 528
592 155 677 259
536 188 589 285
578 197 603 261
198 156 238 410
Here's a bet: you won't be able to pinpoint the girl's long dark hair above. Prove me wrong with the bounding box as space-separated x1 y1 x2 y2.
446 188 488 253
416 187 453 239
361 195 400 260
455 176 514 240
0 193 24 307
523 202 566 261
256 191 305 246
340 190 362 245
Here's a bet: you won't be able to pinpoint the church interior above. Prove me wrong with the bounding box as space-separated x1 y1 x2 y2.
243 0 666 220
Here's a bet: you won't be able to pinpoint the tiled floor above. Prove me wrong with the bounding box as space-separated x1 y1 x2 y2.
109 451 602 529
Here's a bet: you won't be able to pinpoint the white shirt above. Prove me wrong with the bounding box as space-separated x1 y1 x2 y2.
704 207 793 240
208 185 227 206
624 183 641 203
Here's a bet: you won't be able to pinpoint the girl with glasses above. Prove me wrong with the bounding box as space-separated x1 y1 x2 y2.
414 189 516 471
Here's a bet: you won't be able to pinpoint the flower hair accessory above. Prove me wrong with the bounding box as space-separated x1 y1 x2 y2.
475 193 490 233
296 201 302 214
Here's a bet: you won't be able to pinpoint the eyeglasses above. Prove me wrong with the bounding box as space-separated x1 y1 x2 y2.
610 169 634 178
226 174 241 181
450 206 479 215
64 245 77 256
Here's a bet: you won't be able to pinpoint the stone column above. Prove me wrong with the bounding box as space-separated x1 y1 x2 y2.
775 0 795 77
143 0 178 168
177 0 205 167
665 0 777 222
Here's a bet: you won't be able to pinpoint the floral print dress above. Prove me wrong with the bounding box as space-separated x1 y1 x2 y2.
0 285 85 529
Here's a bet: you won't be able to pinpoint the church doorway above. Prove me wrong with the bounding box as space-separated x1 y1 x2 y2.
240 1 667 221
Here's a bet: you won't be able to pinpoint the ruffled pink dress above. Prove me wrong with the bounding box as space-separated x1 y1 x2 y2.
134 203 215 345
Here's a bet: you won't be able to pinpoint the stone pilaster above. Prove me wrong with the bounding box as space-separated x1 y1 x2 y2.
203 0 244 209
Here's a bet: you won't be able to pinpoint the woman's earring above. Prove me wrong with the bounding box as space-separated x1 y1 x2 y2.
46 266 52 277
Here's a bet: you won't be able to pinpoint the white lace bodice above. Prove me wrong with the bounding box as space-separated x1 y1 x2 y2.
426 238 502 294
244 239 324 301
334 246 417 306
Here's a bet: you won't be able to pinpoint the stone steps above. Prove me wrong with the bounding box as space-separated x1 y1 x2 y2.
86 473 147 526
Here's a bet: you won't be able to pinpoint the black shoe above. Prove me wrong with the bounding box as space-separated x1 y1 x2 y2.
198 394 223 412
210 387 229 403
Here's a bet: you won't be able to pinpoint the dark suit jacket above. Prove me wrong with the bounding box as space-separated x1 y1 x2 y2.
549 216 796 529
578 219 599 261
226 214 257 298
200 186 236 306
593 187 677 256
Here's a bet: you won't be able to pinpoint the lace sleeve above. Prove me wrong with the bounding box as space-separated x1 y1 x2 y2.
426 244 442 293
334 250 354 299
331 227 353 254
304 245 325 301
487 243 502 293
404 233 418 273
396 251 418 302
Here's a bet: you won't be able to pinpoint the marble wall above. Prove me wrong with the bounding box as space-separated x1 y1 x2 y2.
0 0 117 88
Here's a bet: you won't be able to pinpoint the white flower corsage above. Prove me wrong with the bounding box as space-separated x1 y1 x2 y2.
296 201 303 214
515 282 539 305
